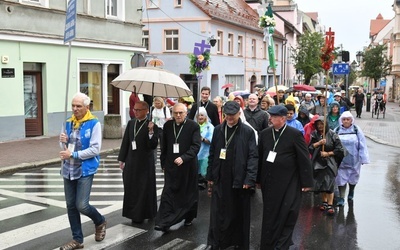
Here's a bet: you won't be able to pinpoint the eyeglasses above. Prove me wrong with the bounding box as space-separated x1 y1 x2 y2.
173 111 185 115
133 108 146 112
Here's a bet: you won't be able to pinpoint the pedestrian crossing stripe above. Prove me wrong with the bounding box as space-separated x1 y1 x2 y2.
0 203 46 221
0 201 122 249
154 238 208 250
52 224 146 250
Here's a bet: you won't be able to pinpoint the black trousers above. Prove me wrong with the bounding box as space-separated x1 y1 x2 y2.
355 102 363 117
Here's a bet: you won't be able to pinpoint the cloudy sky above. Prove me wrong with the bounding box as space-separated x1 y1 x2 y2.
295 0 395 61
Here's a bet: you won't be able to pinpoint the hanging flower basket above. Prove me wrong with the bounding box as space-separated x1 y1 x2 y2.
259 15 276 28
188 51 210 75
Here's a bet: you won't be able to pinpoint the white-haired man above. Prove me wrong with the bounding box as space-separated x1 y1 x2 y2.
59 92 106 249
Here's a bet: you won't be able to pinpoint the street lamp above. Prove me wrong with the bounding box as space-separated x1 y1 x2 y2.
356 51 363 64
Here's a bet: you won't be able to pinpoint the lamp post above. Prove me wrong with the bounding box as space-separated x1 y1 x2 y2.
356 51 363 64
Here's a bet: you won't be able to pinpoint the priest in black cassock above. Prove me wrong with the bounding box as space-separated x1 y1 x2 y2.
257 105 314 250
188 86 220 127
206 101 258 249
118 101 159 224
154 103 201 232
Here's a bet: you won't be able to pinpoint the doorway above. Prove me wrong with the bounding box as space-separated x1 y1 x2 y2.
23 70 43 137
107 64 120 114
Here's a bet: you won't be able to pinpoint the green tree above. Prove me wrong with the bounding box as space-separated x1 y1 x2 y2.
360 44 391 87
291 32 324 85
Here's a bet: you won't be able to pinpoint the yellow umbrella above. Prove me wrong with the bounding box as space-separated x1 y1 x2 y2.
267 85 288 92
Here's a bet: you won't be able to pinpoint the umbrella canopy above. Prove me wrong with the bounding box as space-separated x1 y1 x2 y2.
146 58 164 67
221 83 234 89
267 85 288 92
111 67 192 98
314 84 332 90
231 90 251 99
293 84 316 92
264 91 276 97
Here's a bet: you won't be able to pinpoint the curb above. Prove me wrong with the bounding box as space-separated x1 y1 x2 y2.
0 147 120 176
363 135 400 149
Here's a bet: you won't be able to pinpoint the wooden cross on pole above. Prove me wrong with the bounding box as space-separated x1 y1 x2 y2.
325 27 335 50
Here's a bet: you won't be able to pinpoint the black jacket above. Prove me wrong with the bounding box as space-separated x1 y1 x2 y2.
206 119 258 188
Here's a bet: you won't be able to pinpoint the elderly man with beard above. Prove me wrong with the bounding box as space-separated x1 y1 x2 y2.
257 105 313 250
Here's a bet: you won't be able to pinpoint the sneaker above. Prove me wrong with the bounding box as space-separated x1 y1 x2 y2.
59 240 83 250
336 198 345 207
95 220 107 242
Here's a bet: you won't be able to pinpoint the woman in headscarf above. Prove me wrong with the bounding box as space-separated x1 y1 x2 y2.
327 101 341 130
334 111 370 206
309 116 346 215
195 107 214 189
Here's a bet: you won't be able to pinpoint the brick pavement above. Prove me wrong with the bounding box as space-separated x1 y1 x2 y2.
354 101 400 148
0 102 399 175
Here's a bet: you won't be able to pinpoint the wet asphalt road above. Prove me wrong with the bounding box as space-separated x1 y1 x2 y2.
1 138 400 249
111 139 400 250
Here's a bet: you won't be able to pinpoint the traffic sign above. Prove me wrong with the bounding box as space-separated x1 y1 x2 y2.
332 63 349 75
64 0 77 43
380 79 386 87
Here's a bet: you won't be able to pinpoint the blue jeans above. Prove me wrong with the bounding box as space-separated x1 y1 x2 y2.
64 175 105 243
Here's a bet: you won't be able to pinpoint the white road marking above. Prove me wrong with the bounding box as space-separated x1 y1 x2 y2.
0 203 46 221
53 224 146 250
0 201 122 249
155 238 192 250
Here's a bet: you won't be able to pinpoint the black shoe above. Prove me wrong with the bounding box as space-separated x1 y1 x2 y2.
154 225 169 232
132 219 144 224
184 219 192 226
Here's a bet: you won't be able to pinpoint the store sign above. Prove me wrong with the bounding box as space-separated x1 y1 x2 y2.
1 68 15 78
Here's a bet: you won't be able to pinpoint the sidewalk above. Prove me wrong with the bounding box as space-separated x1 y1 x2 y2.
1 102 399 175
0 136 122 175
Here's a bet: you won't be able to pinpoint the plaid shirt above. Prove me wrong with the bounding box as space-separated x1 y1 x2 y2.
62 129 83 180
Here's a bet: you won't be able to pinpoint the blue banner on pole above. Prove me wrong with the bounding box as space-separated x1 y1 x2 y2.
64 0 77 43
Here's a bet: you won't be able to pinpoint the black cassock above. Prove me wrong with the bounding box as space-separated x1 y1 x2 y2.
118 118 158 222
257 125 313 250
155 119 201 228
207 122 258 250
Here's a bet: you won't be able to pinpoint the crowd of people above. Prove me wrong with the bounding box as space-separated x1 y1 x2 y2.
58 85 372 249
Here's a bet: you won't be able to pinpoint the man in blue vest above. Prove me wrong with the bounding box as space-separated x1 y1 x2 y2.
59 92 106 250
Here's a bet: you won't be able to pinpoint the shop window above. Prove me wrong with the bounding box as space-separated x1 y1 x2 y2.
80 63 103 111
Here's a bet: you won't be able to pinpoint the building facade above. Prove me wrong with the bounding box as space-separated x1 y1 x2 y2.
141 0 284 101
0 0 144 142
